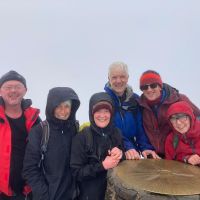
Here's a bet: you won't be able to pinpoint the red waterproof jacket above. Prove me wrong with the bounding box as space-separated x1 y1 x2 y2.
139 83 200 156
0 100 40 196
165 101 200 162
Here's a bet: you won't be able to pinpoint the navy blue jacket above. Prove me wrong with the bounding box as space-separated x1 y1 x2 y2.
104 83 154 151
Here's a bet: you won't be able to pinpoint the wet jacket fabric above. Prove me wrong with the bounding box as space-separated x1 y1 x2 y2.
0 97 40 196
165 101 200 162
104 83 154 151
23 87 80 200
70 92 125 200
139 83 200 156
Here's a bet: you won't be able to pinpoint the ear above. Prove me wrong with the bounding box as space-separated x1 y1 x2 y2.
22 87 27 97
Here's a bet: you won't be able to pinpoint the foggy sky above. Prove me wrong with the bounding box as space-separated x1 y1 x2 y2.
0 1 200 123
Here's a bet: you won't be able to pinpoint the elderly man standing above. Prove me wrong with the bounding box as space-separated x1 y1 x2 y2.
104 62 159 160
0 70 40 200
139 70 200 158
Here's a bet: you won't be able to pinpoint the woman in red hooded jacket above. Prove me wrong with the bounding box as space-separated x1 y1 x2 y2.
165 101 200 165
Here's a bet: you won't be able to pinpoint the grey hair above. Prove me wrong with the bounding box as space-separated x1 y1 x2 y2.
108 61 129 78
62 100 72 107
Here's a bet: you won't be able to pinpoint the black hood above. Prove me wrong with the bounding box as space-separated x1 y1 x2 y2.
45 87 80 123
89 92 114 132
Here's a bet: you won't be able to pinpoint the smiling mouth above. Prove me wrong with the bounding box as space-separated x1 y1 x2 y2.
9 96 18 100
97 119 107 122
177 127 185 130
147 91 155 95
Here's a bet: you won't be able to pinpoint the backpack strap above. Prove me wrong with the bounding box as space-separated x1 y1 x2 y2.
82 127 93 154
74 120 80 134
172 134 179 160
38 120 50 173
40 120 50 154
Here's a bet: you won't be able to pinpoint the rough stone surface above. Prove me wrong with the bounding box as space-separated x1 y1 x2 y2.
105 169 200 200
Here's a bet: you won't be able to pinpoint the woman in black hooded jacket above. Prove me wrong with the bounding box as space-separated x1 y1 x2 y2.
23 87 80 200
70 92 125 200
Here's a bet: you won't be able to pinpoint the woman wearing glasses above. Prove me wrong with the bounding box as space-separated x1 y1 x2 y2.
165 101 200 165
138 70 200 158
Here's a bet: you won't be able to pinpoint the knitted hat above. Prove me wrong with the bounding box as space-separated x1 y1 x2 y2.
92 101 113 114
0 70 27 88
140 70 162 88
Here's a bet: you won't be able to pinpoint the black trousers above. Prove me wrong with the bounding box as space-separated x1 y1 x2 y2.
0 193 32 200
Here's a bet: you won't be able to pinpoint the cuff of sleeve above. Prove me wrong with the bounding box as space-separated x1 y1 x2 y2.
95 163 106 172
183 156 190 163
125 145 137 151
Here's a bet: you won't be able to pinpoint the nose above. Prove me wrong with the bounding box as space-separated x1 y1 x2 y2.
176 119 182 125
146 86 152 91
60 108 66 114
115 77 122 83
10 87 17 91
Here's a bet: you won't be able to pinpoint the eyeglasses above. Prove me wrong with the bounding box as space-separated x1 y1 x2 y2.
170 113 188 123
1 85 24 91
140 83 158 91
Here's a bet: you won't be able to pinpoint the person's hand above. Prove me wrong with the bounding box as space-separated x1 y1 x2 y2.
102 156 120 170
125 149 140 160
109 147 122 160
142 150 161 159
187 154 200 165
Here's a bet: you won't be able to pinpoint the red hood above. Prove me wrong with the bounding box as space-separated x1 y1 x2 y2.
167 101 200 139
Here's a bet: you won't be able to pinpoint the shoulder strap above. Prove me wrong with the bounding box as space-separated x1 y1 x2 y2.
40 120 50 154
74 120 80 134
82 127 93 154
172 134 179 160
38 120 50 171
173 134 179 149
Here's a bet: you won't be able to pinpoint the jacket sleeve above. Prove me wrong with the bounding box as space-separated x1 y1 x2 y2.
23 125 49 200
135 108 155 151
165 133 193 162
70 134 105 182
123 135 137 151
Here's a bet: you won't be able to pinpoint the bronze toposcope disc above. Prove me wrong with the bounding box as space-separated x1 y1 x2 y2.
113 159 200 195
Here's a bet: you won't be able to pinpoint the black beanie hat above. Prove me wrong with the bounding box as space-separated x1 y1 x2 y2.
0 70 27 88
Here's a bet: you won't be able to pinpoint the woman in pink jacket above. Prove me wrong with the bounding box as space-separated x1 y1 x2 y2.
165 101 200 165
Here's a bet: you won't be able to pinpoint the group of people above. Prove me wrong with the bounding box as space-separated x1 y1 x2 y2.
0 62 200 200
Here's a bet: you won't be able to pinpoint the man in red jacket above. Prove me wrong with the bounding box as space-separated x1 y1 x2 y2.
0 70 40 200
